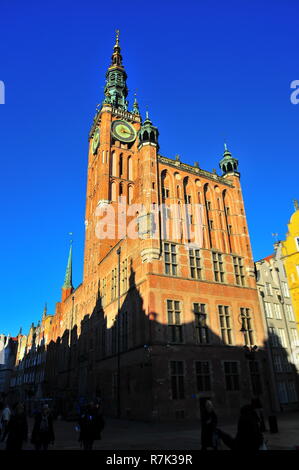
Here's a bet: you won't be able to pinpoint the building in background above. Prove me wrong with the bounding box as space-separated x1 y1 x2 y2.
10 306 53 413
256 242 299 411
10 33 275 420
282 201 299 331
0 335 17 401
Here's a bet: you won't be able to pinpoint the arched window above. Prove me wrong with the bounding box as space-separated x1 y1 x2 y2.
150 131 155 143
128 156 133 180
111 152 117 177
111 182 117 201
128 186 134 204
119 183 123 196
119 153 123 177
143 131 149 141
227 162 232 172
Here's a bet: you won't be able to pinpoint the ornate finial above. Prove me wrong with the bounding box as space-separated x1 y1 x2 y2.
132 92 140 115
294 199 299 211
175 154 180 161
115 29 120 47
224 142 227 151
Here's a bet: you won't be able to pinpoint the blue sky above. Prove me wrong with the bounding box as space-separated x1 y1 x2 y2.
0 0 298 336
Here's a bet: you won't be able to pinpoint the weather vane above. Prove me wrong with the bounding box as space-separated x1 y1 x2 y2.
115 29 120 45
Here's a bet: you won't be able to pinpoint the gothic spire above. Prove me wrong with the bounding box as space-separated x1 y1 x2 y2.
42 303 47 320
63 240 73 289
103 30 128 110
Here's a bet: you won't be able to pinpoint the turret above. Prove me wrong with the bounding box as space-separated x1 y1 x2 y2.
219 143 239 176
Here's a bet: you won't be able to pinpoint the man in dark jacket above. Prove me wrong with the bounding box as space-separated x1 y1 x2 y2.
234 402 264 451
31 404 55 450
78 402 105 450
5 403 28 450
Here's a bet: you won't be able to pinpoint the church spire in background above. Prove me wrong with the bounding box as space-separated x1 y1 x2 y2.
63 240 73 289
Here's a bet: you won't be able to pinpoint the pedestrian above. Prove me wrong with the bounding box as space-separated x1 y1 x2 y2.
0 403 11 442
201 400 218 451
78 402 105 450
31 404 55 451
5 402 28 450
234 400 264 451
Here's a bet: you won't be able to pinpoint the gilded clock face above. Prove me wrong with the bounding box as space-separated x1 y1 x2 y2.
111 120 137 143
92 127 100 154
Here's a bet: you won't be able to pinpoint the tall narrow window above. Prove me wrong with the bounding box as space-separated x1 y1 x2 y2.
121 259 128 294
218 305 232 345
224 362 239 391
167 300 183 343
195 362 211 392
101 277 107 307
162 187 170 200
189 249 202 279
128 156 133 180
240 308 254 346
278 328 287 348
193 303 209 344
111 268 117 300
128 185 133 204
233 257 245 286
286 304 295 321
164 243 177 275
264 302 273 318
111 151 117 177
274 304 282 320
111 182 117 202
119 153 123 177
282 282 290 298
213 252 224 282
170 361 185 399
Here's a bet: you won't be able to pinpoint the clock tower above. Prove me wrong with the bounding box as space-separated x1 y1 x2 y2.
83 31 143 282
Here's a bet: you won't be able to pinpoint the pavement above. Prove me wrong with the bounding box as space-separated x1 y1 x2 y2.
0 411 298 451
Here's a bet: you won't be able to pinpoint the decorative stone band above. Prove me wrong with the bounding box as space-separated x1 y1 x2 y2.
111 107 141 122
158 156 233 187
140 247 161 263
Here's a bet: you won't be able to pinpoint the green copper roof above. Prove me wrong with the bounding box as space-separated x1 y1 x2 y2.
63 242 73 289
103 30 128 110
219 143 239 175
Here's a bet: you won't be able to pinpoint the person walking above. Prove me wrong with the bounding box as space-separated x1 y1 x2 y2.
234 400 264 451
31 404 55 451
201 400 218 451
0 403 11 442
5 403 28 450
78 402 105 450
